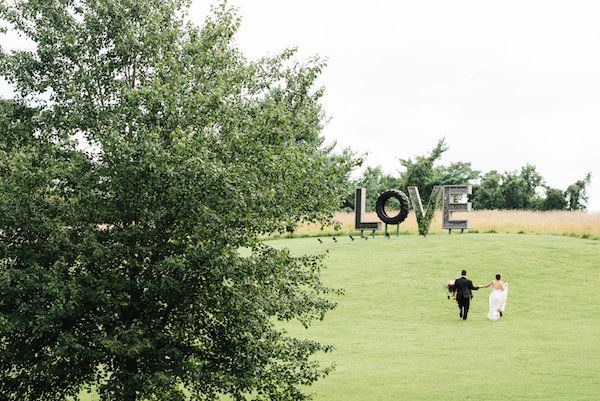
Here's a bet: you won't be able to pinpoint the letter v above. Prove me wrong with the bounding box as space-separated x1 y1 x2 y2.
407 186 442 236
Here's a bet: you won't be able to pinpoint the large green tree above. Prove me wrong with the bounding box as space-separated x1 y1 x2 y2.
0 1 355 400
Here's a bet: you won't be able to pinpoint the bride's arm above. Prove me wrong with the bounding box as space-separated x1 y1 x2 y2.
479 281 492 288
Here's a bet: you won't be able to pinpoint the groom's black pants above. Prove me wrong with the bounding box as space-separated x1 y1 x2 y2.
457 297 470 320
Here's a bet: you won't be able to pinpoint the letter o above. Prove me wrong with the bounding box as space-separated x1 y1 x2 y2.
375 189 410 225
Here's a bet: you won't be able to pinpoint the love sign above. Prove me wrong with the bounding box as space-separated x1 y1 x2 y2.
354 185 472 235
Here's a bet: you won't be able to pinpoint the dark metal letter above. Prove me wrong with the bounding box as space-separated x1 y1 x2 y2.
354 188 382 231
442 185 472 229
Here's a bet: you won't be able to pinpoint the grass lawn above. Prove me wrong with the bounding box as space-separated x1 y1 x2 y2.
78 233 600 400
273 233 600 401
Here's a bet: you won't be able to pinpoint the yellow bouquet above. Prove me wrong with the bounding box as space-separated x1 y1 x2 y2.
446 280 456 302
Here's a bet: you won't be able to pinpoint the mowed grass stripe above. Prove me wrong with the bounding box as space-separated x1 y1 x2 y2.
272 234 600 401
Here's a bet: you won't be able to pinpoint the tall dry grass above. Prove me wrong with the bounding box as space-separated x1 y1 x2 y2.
292 210 600 238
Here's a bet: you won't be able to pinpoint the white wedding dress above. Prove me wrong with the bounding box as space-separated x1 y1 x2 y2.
487 283 508 321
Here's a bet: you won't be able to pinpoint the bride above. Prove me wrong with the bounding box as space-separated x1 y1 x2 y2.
480 273 508 320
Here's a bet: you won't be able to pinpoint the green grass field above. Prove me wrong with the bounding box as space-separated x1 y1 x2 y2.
273 234 600 401
78 233 600 400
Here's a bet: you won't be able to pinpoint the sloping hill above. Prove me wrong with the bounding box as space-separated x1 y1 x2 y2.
275 234 600 401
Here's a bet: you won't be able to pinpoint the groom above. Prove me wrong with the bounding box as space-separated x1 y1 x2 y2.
453 269 479 320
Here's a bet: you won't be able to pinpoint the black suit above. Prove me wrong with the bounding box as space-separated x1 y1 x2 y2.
453 276 479 320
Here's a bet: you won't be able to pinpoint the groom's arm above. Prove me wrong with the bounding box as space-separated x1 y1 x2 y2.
470 281 479 290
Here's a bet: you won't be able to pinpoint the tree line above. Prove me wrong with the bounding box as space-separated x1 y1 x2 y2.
346 139 592 212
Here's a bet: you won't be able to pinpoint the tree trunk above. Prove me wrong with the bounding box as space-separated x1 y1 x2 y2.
124 390 137 401
122 358 139 401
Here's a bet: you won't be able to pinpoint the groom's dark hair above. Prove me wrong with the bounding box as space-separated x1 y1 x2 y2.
461 270 467 276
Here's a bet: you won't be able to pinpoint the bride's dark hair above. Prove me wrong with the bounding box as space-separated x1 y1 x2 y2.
495 274 501 280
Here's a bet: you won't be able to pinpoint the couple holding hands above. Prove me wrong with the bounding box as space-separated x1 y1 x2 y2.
449 270 508 321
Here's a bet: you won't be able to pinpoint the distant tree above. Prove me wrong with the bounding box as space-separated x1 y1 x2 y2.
0 1 356 400
434 161 480 189
473 166 593 211
397 138 448 205
471 170 504 210
476 164 543 210
565 172 593 210
351 166 384 211
499 165 544 210
499 172 529 209
397 138 479 205
520 164 545 201
541 187 568 210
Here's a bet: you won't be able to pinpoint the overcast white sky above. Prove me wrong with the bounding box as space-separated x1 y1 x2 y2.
2 1 599 210
193 0 600 210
